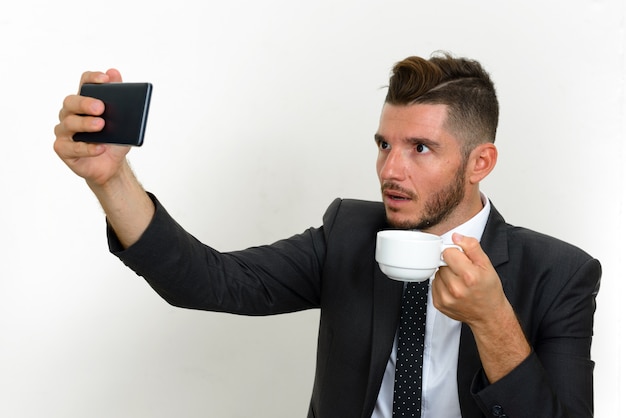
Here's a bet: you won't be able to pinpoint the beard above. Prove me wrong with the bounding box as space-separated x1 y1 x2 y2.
384 162 467 230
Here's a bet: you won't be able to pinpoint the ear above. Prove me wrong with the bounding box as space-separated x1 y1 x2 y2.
467 143 497 184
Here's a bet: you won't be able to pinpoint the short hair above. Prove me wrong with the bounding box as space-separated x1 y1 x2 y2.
385 52 499 157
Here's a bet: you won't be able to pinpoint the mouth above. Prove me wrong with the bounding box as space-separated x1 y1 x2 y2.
381 183 415 206
384 191 411 201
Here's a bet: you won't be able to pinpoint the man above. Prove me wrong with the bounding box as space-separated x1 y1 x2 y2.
54 52 601 417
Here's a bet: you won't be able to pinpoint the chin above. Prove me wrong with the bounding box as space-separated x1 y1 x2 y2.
385 209 442 231
385 212 419 230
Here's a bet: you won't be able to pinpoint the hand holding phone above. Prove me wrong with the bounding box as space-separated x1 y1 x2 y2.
73 82 152 146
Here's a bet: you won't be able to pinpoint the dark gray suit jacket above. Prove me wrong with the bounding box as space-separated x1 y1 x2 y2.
110 196 601 418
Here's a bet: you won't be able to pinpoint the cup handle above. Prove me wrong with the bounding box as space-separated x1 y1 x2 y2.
439 244 463 266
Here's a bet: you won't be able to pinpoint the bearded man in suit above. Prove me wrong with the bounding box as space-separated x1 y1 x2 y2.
54 52 601 418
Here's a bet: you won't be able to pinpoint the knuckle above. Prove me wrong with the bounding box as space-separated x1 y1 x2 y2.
71 138 86 155
432 296 443 311
55 115 72 137
462 273 478 289
447 282 464 299
80 71 94 86
62 94 73 109
465 237 480 251
61 94 87 118
52 133 73 158
52 136 62 155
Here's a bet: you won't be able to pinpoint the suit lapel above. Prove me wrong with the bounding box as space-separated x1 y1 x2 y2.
457 203 510 417
479 202 510 273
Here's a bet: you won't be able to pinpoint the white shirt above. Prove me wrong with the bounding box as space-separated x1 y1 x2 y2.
372 196 491 418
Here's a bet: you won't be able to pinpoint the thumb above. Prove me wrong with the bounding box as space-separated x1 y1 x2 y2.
451 232 489 266
106 68 123 83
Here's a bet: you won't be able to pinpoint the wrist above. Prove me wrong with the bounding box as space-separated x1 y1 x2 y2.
468 296 517 335
85 161 155 248
470 301 531 383
86 160 135 199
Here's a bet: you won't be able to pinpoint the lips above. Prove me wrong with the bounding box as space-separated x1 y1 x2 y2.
381 182 414 202
385 190 411 201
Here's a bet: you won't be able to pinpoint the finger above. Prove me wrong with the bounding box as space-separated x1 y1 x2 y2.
431 272 453 300
53 133 106 159
56 111 105 142
441 245 464 265
105 68 123 82
78 71 110 92
451 233 490 267
57 95 105 142
431 273 464 319
59 94 105 120
440 245 471 277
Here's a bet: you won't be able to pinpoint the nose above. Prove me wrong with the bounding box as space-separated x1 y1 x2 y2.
378 148 407 181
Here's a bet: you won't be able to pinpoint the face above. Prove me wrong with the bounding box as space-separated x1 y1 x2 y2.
375 103 470 234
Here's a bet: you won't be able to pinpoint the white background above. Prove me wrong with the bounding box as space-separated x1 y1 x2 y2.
1 0 623 416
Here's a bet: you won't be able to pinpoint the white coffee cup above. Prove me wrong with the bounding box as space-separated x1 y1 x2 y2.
375 230 462 282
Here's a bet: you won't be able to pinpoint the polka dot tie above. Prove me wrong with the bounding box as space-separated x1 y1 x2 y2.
393 280 429 417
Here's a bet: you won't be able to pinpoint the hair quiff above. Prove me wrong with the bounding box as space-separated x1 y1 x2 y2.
385 52 499 156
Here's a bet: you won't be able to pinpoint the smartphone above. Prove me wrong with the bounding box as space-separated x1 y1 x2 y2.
74 82 153 146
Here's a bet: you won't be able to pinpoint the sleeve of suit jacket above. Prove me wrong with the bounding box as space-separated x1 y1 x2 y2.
108 195 389 417
469 224 602 418
107 193 602 417
107 193 326 315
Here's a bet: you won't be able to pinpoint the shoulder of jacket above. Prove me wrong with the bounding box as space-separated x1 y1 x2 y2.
322 198 387 235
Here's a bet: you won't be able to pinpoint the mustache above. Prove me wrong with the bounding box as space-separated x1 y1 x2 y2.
381 182 416 199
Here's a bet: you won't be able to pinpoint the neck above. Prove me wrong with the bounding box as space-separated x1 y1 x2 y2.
424 191 484 236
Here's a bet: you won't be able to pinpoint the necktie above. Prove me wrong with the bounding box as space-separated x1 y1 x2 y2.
393 280 429 417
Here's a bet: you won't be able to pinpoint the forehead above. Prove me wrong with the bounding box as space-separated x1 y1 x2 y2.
377 103 455 142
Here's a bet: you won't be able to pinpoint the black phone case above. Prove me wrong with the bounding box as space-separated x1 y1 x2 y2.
74 82 152 146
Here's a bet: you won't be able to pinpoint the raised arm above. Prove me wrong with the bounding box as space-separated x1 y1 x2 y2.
53 69 154 248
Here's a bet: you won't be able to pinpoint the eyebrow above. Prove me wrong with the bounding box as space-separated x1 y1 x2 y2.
374 133 439 148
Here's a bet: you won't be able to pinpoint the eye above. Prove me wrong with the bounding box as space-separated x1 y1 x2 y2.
416 143 431 153
378 140 390 150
